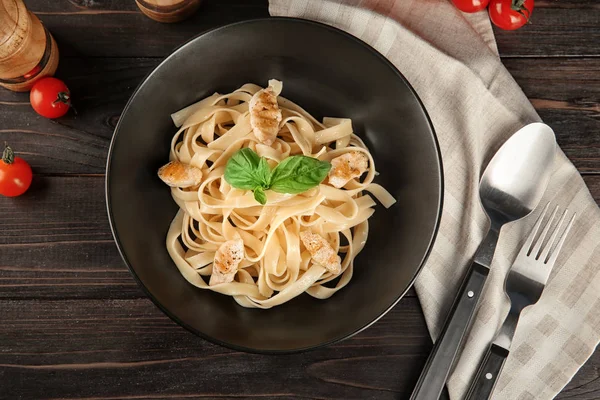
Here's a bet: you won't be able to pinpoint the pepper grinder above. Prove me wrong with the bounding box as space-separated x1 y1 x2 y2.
0 0 59 92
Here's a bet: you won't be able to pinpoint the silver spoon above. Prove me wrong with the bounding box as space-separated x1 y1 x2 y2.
410 122 556 400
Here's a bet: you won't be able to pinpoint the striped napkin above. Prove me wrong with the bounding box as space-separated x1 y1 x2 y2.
269 1 600 399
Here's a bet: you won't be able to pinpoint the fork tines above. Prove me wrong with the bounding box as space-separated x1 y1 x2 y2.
522 203 576 265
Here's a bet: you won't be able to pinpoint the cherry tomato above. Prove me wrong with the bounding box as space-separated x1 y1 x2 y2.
489 0 534 30
452 0 490 13
30 77 71 119
0 145 33 197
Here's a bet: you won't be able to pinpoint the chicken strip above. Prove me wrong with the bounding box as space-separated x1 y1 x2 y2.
249 85 282 146
328 151 369 189
158 161 202 188
299 231 341 275
209 239 245 286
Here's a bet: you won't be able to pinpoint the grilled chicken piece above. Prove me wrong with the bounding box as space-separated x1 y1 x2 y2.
209 239 245 286
158 161 202 188
299 231 341 275
249 85 282 146
328 151 369 189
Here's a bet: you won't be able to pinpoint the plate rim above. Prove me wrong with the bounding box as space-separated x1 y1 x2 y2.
105 16 444 354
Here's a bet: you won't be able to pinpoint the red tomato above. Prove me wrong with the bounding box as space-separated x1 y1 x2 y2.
0 145 33 197
452 0 490 13
30 77 71 119
489 0 534 30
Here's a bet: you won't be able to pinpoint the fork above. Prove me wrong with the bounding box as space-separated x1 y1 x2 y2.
464 203 576 400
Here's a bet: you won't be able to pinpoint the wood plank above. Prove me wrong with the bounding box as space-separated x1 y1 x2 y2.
0 177 136 299
0 241 142 300
558 350 600 400
0 176 139 299
21 1 600 58
0 177 108 245
1 57 599 174
26 0 270 58
494 2 600 57
503 58 600 102
0 295 597 399
0 57 159 175
0 296 432 400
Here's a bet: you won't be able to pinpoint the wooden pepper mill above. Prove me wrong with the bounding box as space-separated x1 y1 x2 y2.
0 0 59 92
135 0 202 23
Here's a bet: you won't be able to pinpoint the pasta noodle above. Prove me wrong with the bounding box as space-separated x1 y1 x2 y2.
163 80 396 309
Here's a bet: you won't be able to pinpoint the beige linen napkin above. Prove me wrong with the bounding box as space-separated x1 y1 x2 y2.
270 1 600 399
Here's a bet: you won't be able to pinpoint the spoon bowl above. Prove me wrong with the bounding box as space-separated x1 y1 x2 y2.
480 122 556 228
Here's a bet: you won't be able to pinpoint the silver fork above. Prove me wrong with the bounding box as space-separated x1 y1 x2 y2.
464 203 576 400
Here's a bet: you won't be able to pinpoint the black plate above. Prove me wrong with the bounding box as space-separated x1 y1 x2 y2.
106 18 443 353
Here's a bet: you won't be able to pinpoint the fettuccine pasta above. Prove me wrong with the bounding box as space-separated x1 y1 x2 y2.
162 80 396 309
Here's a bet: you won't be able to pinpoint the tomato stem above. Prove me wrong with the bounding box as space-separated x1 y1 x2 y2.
522 5 532 21
516 5 532 22
511 0 527 11
53 91 71 106
2 143 14 165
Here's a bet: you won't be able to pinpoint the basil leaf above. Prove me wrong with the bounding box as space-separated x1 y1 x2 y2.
224 148 271 190
257 157 271 187
270 155 331 194
253 187 267 205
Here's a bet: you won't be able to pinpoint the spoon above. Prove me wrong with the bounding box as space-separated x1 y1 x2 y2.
410 122 556 400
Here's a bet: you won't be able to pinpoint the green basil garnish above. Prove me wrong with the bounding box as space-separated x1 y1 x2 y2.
223 148 271 190
270 155 332 194
224 148 331 204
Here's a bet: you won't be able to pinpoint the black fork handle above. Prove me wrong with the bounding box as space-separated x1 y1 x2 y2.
464 343 509 400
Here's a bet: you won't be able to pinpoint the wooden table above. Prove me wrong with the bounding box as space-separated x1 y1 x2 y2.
1 1 598 399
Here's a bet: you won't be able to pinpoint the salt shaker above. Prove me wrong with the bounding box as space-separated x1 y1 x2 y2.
0 0 59 92
135 0 202 23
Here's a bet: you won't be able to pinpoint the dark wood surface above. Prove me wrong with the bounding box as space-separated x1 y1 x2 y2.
0 1 598 399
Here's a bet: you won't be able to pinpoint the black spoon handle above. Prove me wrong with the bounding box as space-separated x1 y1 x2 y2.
410 262 490 400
